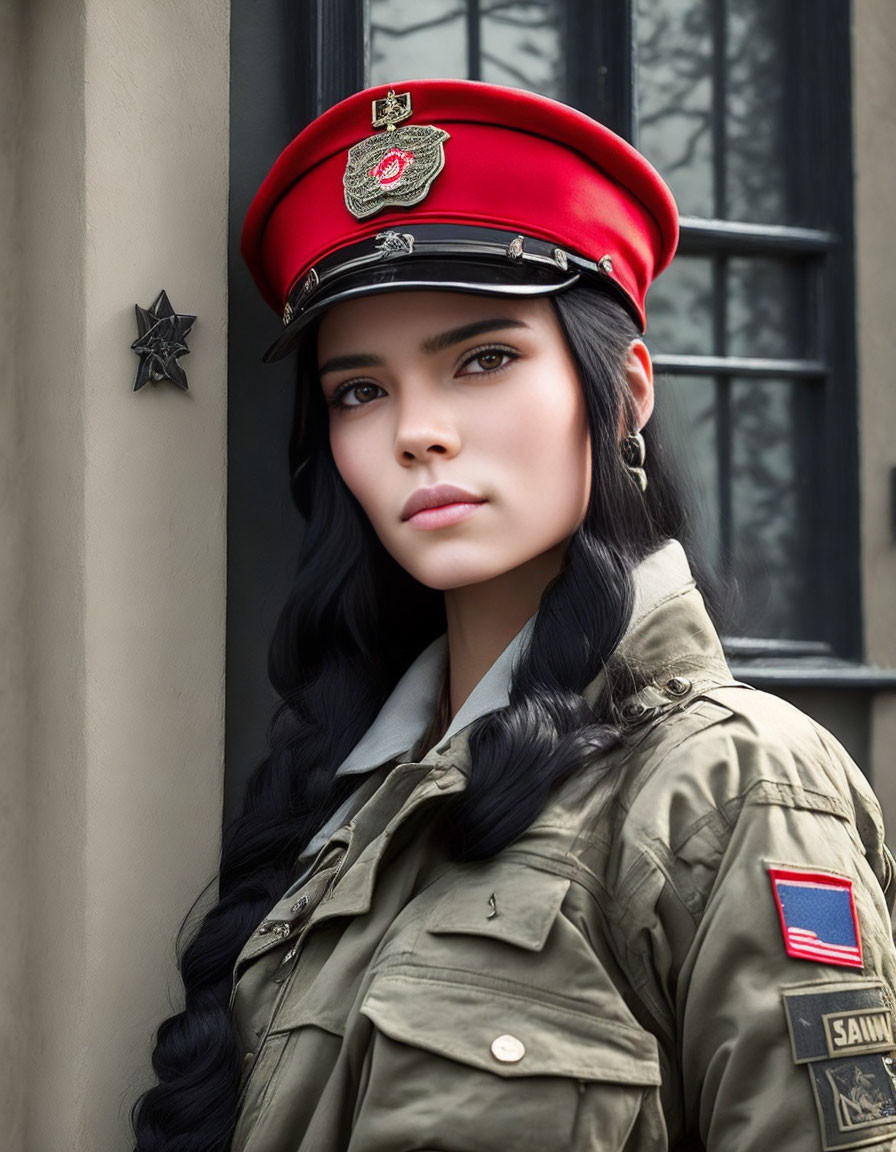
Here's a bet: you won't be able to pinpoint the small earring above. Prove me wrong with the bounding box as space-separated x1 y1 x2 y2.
621 430 647 492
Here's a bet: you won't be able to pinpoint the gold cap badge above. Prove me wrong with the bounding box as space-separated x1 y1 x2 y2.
343 89 450 220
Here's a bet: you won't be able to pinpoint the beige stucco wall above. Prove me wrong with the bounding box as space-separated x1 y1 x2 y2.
8 0 230 1148
0 0 28 1146
856 0 896 666
854 0 896 834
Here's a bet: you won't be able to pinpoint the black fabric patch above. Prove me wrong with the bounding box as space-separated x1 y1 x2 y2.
784 983 891 1064
783 983 896 1150
809 1055 896 1150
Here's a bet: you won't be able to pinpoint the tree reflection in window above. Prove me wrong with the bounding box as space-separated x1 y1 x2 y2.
637 0 714 219
725 0 794 225
729 379 820 640
371 0 563 96
371 0 468 81
637 0 798 224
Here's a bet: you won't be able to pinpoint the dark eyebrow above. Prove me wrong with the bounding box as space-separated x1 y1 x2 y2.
318 317 529 377
420 317 529 355
318 352 386 376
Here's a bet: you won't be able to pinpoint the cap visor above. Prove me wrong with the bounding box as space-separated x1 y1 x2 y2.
262 258 580 362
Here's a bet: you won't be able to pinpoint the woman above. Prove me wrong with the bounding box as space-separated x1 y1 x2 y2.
133 80 896 1151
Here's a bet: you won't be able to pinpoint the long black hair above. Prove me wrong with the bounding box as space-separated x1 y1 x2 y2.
131 283 694 1151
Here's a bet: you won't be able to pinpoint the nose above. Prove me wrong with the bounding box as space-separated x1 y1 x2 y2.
393 391 461 465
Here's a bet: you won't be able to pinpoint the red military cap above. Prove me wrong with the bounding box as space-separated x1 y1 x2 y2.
242 79 678 361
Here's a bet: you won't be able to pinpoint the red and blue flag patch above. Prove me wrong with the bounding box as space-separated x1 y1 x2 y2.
769 867 863 969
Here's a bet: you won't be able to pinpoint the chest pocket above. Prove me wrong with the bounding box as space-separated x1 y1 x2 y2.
424 857 569 949
351 862 665 1152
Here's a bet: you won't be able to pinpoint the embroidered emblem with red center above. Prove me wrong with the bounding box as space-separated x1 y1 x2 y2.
769 867 864 969
369 147 415 189
344 89 450 219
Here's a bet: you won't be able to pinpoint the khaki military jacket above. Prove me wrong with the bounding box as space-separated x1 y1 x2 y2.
229 542 896 1152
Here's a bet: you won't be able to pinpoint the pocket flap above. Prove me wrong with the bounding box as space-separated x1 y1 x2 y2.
425 862 570 952
361 968 661 1085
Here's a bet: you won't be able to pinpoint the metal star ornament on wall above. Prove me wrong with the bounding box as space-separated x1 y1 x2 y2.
131 290 196 391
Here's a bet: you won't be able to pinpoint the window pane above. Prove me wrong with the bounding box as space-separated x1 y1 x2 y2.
725 0 798 224
656 376 823 641
370 0 566 95
726 257 809 359
481 1 565 97
729 378 821 639
646 256 714 355
652 375 721 572
636 0 714 219
637 0 808 225
370 0 468 83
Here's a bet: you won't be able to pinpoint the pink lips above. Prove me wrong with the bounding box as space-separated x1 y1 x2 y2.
401 484 486 529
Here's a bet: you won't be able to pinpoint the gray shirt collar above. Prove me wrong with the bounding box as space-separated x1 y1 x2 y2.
334 539 690 778
334 620 534 776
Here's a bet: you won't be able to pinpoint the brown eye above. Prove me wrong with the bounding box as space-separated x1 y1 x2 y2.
350 383 381 404
331 381 385 408
459 347 516 375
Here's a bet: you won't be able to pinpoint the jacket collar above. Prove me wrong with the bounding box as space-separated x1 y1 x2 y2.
336 538 702 779
594 546 734 727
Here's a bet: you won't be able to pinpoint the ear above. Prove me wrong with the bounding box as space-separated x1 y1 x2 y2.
624 339 654 432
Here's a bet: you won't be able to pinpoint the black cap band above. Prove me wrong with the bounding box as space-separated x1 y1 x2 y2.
262 224 629 361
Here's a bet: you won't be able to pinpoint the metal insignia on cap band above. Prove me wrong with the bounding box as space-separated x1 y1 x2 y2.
344 89 450 220
301 267 320 299
375 231 415 258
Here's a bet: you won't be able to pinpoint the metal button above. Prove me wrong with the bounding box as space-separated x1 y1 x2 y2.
491 1034 526 1063
665 676 692 697
507 235 525 261
620 700 646 721
598 254 614 275
255 919 291 940
290 895 308 915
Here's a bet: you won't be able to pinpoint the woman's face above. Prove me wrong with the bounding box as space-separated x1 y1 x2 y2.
317 290 591 592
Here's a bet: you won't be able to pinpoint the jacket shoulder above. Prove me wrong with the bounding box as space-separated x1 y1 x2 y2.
618 683 877 835
592 684 891 925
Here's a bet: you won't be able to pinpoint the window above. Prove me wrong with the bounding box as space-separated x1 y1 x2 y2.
366 0 859 658
635 0 857 659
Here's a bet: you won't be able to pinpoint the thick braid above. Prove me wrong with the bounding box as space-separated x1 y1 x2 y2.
448 531 635 860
